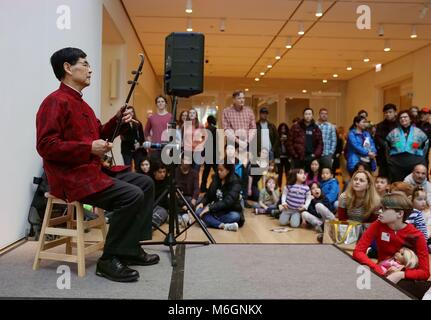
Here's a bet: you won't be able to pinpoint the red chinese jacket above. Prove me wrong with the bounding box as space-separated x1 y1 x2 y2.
36 83 122 201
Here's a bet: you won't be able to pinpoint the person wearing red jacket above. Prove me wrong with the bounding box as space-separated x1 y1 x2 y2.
353 191 430 299
36 48 159 283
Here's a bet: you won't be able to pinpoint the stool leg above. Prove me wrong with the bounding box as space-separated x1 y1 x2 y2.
65 204 74 255
96 208 107 242
75 204 86 277
33 198 54 271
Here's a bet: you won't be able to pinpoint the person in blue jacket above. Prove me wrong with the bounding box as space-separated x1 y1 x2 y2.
346 115 377 175
320 166 340 211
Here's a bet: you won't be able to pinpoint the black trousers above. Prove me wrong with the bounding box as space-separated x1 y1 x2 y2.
277 157 290 187
388 154 426 183
81 171 154 257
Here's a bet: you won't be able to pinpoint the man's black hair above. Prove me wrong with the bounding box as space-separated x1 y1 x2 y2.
50 47 87 81
383 103 397 112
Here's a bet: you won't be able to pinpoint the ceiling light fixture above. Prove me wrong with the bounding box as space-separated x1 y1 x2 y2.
260 71 265 76
275 49 281 60
267 63 273 69
302 89 307 93
315 0 323 17
185 0 192 14
420 2 429 19
363 53 370 62
255 77 260 82
333 73 339 78
410 25 418 38
378 24 384 37
186 18 193 32
298 22 305 36
322 79 328 83
285 37 293 49
219 18 226 32
245 88 249 92
346 62 352 71
384 39 391 52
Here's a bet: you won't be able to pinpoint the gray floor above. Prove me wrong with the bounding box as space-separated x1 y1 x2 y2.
183 244 411 300
0 242 171 299
0 242 411 299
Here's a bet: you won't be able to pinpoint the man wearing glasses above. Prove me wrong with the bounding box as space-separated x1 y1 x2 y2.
36 47 159 283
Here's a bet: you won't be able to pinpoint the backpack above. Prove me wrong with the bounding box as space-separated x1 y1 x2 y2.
27 171 67 241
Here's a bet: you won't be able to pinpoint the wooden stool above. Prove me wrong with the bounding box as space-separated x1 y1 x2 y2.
33 193 107 277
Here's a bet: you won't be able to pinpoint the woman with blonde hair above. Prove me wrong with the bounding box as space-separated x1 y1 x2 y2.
337 170 381 222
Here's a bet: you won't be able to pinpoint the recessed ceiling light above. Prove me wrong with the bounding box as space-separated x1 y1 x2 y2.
285 37 293 49
245 88 249 92
378 24 384 37
363 57 370 63
384 39 391 52
302 89 307 93
420 3 429 19
346 66 352 71
255 78 260 81
315 0 323 17
185 0 192 14
322 79 328 83
298 22 305 35
186 18 193 32
410 25 418 38
260 71 265 76
333 73 339 78
267 64 272 69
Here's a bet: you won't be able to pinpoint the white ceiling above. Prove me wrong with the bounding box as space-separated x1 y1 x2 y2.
121 0 431 80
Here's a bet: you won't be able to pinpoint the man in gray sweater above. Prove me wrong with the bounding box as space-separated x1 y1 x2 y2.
404 164 431 205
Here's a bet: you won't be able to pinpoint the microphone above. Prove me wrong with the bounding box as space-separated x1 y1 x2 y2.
142 141 180 151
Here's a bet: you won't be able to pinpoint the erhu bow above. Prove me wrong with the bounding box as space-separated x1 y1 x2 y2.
106 53 145 166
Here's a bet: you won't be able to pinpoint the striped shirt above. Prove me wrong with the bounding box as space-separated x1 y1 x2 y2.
317 121 337 156
406 209 429 240
338 192 370 222
282 184 310 210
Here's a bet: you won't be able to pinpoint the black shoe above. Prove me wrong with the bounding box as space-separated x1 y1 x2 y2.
120 248 160 266
96 257 139 282
317 233 323 243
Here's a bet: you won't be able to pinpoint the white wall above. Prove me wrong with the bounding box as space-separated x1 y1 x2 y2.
101 0 161 165
345 44 431 126
0 0 103 249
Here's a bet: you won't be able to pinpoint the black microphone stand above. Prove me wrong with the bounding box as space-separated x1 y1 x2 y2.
141 95 215 267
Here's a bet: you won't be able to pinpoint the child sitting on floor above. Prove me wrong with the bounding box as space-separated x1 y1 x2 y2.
255 176 280 217
320 167 340 212
409 187 431 252
279 168 311 228
375 176 390 197
301 182 336 233
305 159 320 185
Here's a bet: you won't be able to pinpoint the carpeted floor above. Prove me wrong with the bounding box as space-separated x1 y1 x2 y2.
0 242 171 299
0 242 411 300
183 244 411 300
